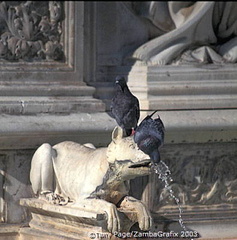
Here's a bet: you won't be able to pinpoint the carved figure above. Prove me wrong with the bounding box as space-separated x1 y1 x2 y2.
125 2 237 65
30 126 152 233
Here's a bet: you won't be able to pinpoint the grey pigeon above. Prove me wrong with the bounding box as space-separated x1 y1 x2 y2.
110 76 140 136
134 110 165 164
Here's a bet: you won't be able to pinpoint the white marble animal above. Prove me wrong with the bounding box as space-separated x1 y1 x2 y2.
30 126 152 233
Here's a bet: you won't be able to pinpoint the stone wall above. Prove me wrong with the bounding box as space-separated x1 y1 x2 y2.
0 2 237 239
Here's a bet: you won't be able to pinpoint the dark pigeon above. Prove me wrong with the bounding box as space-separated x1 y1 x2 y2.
134 110 165 164
110 76 140 136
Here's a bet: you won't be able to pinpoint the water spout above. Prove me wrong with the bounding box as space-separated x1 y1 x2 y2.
152 160 187 231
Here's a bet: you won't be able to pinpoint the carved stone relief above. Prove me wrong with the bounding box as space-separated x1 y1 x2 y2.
105 2 237 66
0 1 65 62
0 150 33 223
151 143 237 210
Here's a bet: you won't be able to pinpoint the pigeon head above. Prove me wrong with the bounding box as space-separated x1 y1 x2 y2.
134 110 165 165
137 137 161 164
115 76 128 92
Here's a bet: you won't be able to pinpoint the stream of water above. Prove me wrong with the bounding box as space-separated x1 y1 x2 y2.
152 160 187 231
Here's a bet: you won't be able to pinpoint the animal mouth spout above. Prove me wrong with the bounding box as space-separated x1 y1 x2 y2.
128 159 151 168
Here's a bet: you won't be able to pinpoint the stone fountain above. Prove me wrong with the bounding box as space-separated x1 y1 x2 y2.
20 126 153 239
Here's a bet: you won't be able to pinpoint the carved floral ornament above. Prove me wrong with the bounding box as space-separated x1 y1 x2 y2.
0 1 65 62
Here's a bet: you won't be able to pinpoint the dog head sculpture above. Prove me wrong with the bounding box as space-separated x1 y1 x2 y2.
106 126 151 181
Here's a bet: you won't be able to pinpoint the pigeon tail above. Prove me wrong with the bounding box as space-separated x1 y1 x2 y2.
149 110 159 118
142 110 159 122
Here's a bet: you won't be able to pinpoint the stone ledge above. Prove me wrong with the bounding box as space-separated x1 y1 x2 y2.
0 96 105 115
0 81 95 96
106 64 237 81
0 112 117 150
0 224 23 234
95 65 237 111
0 224 24 240
0 109 236 150
20 198 107 224
142 109 237 144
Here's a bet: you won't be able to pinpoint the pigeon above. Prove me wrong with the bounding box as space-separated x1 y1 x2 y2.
110 76 140 136
134 110 165 164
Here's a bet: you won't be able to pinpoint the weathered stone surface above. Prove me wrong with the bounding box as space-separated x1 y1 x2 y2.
0 224 22 240
0 112 117 150
19 198 138 240
0 150 33 224
0 96 105 115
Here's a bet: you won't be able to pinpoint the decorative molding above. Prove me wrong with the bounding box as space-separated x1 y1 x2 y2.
0 1 64 62
0 1 83 82
127 65 237 111
0 2 107 114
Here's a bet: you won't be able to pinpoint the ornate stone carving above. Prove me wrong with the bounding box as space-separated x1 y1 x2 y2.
29 126 153 233
156 152 237 206
0 1 64 61
126 2 237 65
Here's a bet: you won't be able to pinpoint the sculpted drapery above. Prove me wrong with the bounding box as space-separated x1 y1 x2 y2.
130 2 237 65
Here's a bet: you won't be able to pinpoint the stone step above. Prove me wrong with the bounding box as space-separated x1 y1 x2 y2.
0 82 95 97
148 80 237 96
90 81 237 111
149 94 237 110
0 96 105 114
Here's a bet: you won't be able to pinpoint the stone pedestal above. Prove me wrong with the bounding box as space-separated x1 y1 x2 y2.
127 65 237 111
19 199 139 240
94 64 237 111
